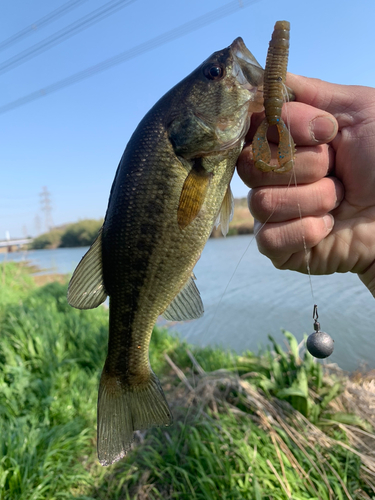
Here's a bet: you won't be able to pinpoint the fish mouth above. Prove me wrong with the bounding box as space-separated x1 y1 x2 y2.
230 37 264 89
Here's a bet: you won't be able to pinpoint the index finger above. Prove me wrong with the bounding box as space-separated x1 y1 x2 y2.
246 100 338 147
286 73 373 121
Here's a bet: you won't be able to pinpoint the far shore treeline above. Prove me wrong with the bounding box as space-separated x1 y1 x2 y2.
30 219 104 249
30 198 254 249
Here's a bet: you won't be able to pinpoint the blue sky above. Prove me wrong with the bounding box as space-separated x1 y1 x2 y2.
1 0 374 238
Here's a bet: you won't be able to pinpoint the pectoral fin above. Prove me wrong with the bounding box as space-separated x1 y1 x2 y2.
162 274 204 321
215 184 234 236
67 228 107 309
177 160 211 229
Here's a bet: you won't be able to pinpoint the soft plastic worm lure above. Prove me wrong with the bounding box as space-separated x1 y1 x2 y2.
252 20 296 173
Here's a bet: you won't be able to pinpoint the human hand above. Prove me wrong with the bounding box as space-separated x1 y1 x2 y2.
237 73 375 297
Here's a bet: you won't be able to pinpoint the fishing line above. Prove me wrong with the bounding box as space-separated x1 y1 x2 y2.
203 172 295 344
205 77 334 361
282 82 333 358
202 83 299 352
282 81 316 303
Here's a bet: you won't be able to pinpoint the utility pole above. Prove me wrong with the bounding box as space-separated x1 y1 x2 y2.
39 186 54 231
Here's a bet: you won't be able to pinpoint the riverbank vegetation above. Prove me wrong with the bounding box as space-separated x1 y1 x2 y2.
0 262 374 499
30 219 103 249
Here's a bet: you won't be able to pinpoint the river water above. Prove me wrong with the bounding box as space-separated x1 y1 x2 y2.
2 236 375 372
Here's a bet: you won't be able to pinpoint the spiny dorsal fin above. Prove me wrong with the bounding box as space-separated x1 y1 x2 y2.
215 184 234 236
177 159 211 230
67 228 107 309
162 274 204 321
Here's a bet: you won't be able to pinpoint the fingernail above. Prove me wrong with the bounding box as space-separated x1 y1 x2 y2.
323 214 334 231
334 183 343 208
310 116 337 143
247 190 253 212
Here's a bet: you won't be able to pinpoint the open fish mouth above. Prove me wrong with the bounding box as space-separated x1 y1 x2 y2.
231 37 264 90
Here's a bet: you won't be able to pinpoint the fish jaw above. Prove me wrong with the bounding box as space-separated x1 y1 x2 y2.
230 37 263 87
230 37 264 114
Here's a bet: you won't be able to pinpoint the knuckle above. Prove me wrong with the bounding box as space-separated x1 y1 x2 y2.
250 188 279 219
304 219 325 247
256 225 284 256
272 258 287 270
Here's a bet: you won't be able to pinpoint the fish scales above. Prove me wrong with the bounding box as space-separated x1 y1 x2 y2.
68 37 265 466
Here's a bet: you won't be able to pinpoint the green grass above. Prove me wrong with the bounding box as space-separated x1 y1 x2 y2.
0 261 35 308
0 262 374 499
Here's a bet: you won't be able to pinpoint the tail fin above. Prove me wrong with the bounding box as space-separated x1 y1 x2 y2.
97 369 172 466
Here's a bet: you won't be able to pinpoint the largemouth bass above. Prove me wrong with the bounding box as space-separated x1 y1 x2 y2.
68 37 264 466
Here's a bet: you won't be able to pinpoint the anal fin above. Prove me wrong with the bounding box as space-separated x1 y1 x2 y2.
162 274 204 321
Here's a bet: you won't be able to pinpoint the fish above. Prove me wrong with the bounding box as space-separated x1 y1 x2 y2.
67 37 265 466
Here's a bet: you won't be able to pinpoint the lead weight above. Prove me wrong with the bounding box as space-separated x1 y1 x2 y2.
306 331 334 359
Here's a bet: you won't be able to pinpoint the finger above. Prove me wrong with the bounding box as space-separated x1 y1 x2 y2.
249 177 344 223
254 214 334 261
247 101 338 146
237 142 334 188
285 73 373 123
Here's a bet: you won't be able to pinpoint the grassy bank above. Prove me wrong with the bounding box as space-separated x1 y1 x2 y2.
0 262 374 499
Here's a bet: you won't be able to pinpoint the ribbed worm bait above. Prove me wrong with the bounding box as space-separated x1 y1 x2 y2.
252 20 296 173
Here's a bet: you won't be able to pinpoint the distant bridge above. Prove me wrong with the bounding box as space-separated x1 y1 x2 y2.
0 238 33 250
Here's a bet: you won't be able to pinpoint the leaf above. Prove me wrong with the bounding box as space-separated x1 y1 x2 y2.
277 367 310 416
295 366 309 398
283 330 300 363
320 382 342 409
271 359 283 386
253 476 262 500
259 379 278 393
276 387 307 399
324 412 372 431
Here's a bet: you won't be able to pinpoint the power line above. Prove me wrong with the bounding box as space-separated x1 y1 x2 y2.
0 0 90 52
0 0 137 76
0 0 260 115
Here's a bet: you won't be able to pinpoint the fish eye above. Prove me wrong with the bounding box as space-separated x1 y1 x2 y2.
203 64 225 80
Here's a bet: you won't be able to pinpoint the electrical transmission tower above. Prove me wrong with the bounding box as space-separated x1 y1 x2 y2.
39 186 54 231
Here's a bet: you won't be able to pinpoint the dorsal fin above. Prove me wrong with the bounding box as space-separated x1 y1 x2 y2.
67 228 107 309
